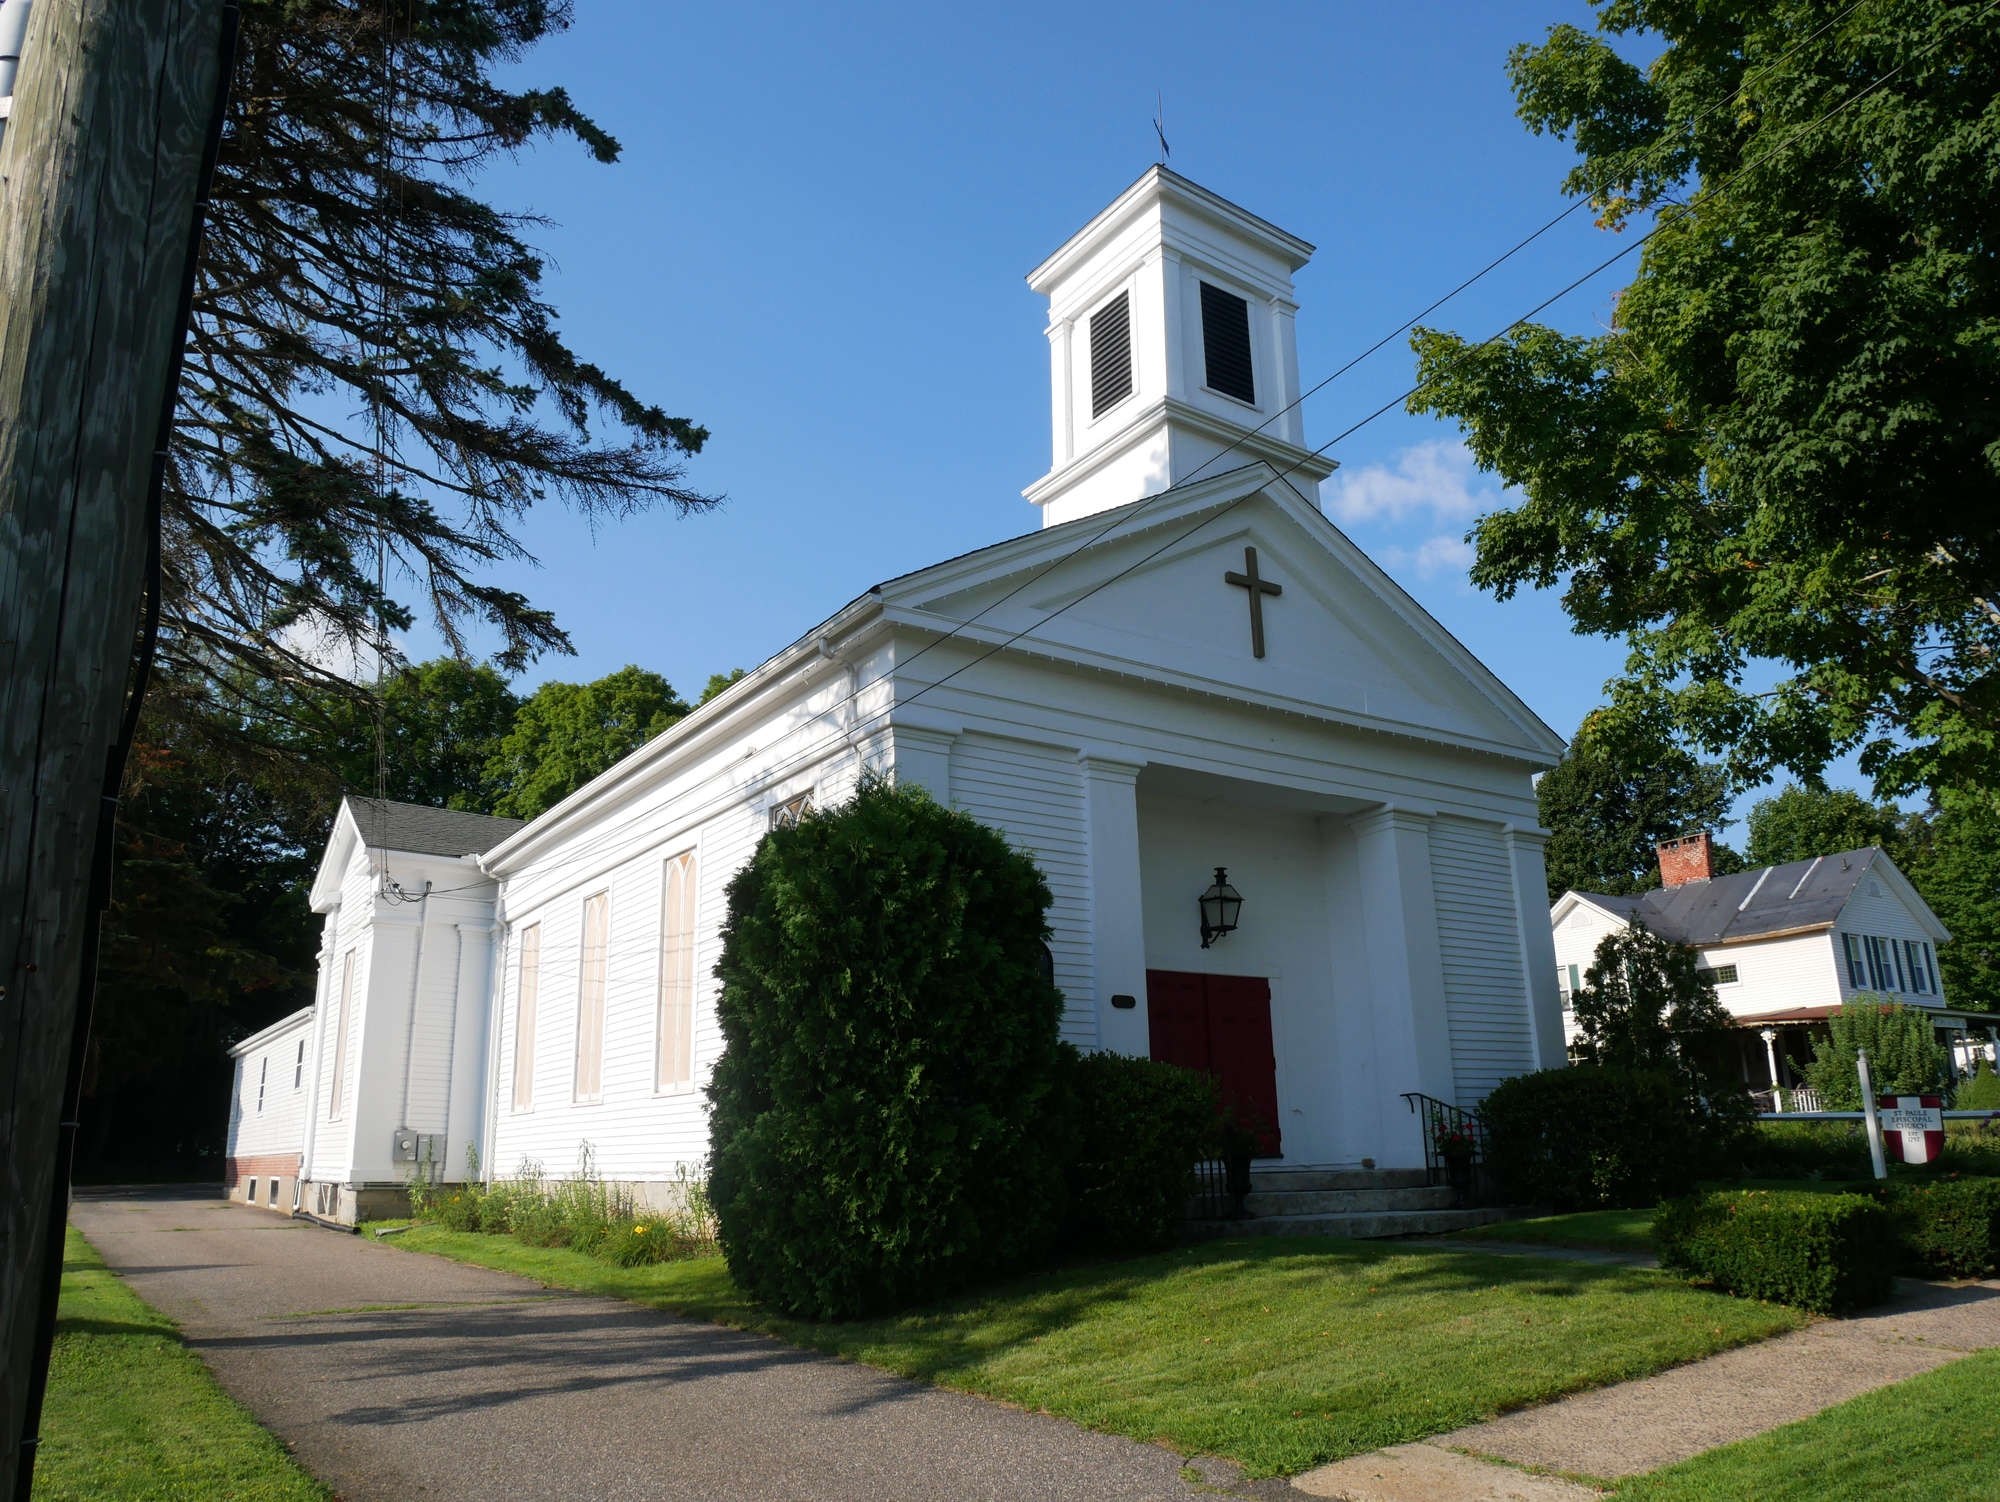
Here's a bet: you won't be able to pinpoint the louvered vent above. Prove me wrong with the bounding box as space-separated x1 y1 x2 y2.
1089 291 1132 417
1200 281 1255 404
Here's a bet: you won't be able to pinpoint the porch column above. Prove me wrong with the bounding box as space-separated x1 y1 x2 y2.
1348 807 1455 1163
1503 825 1567 1070
1083 758 1148 1057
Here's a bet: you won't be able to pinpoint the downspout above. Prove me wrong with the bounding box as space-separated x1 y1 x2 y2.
818 634 863 756
480 905 508 1186
437 923 465 1177
395 879 433 1136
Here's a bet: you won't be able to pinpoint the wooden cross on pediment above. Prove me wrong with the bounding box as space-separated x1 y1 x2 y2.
1225 545 1282 658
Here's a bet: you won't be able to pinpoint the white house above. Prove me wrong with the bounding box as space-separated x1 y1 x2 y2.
268 168 1571 1224
1551 833 1975 1099
224 1005 316 1211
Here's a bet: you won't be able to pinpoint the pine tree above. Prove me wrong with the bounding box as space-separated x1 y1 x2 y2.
164 0 715 741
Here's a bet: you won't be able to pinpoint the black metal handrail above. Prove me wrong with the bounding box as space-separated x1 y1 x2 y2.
1402 1091 1497 1206
1192 1158 1231 1221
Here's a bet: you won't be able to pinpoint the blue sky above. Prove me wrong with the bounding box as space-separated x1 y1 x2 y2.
396 1 1870 831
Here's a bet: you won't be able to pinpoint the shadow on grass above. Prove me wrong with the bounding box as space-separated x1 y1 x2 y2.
56 1316 174 1339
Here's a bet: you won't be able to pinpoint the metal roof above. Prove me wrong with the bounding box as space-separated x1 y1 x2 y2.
342 796 524 858
1578 847 1888 947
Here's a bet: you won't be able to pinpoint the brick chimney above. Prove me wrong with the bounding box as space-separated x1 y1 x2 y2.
1657 832 1715 887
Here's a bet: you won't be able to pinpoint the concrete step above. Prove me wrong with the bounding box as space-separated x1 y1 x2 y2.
1241 1185 1458 1216
1186 1206 1516 1241
1245 1167 1432 1193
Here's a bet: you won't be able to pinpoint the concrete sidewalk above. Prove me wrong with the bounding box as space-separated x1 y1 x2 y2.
71 1188 1281 1502
1295 1274 2000 1499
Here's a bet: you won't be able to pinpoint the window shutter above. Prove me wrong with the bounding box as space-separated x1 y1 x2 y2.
1841 933 1865 988
1200 281 1255 404
1089 292 1132 417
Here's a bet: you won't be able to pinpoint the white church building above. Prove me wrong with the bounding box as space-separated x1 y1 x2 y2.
234 168 1569 1223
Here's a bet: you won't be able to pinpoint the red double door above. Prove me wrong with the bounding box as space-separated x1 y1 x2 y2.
1145 970 1282 1158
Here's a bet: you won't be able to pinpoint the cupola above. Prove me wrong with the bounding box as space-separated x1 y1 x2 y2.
1023 167 1335 527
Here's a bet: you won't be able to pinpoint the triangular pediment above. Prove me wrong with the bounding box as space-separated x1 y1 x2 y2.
881 468 1562 761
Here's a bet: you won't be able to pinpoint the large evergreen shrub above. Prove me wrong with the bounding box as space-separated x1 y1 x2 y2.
707 778 1069 1319
1798 999 1946 1108
1062 1050 1219 1253
1958 1058 2000 1111
1481 1064 1740 1210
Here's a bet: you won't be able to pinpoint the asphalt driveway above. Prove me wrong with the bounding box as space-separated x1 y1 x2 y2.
71 1187 1272 1502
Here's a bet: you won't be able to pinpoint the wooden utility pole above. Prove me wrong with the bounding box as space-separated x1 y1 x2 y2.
0 2 228 1497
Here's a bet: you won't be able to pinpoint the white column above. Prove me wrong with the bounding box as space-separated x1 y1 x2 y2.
1272 297 1304 446
445 918 497 1183
1046 317 1072 471
1083 758 1148 1056
1319 817 1383 1165
1349 807 1454 1164
1503 824 1566 1070
1157 248 1188 403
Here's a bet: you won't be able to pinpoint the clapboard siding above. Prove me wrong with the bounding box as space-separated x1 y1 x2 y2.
949 733 1095 1044
1429 817 1537 1108
227 1012 314 1164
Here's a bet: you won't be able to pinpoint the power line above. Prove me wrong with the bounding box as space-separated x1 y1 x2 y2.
426 0 1980 905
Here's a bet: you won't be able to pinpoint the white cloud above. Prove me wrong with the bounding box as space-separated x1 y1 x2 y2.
1378 533 1476 580
275 613 398 683
1324 439 1502 527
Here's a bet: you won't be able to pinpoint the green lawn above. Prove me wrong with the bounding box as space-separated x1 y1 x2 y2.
1451 1208 1658 1255
34 1227 328 1501
387 1226 1799 1478
1613 1346 2000 1501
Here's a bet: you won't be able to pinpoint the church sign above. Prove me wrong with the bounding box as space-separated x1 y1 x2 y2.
1878 1095 1945 1165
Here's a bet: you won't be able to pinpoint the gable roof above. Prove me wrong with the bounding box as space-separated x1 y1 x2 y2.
480 461 1565 870
227 1004 315 1060
1555 847 1950 947
341 796 524 857
867 462 1567 762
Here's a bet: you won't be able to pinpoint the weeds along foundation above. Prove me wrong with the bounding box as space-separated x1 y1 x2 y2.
408 1144 716 1266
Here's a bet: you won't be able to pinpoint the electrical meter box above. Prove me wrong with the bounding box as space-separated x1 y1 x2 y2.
390 1130 444 1166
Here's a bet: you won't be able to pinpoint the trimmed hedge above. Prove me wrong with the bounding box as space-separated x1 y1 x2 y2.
1885 1178 2000 1279
1481 1064 1742 1210
1655 1188 1899 1313
1062 1049 1219 1253
707 778 1070 1320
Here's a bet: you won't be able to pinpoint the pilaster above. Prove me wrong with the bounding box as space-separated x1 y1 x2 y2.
1348 806 1455 1161
1504 825 1566 1069
1083 758 1148 1056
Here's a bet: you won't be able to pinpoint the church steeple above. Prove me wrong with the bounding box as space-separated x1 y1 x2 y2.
1023 167 1335 527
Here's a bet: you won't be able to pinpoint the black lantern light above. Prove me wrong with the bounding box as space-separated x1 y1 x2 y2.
1198 866 1242 949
